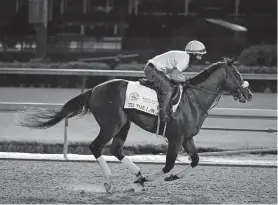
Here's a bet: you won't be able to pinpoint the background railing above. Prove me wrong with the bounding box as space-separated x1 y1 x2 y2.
1 68 277 79
0 68 276 92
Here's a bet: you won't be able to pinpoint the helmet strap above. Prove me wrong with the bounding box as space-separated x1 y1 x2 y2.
188 54 195 66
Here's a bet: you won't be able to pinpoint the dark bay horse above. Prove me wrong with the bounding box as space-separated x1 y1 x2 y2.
18 57 252 191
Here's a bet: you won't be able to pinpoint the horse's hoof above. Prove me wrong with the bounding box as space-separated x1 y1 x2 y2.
134 176 146 187
104 182 111 192
164 174 179 181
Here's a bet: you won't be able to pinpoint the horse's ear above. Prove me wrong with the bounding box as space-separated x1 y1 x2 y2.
228 56 236 65
231 56 237 63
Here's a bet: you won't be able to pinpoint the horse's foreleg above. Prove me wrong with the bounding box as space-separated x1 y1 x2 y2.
166 138 199 181
144 137 182 182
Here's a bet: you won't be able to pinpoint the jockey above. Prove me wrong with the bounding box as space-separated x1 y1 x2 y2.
144 40 206 123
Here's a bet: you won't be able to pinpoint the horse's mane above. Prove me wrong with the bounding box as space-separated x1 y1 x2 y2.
188 61 227 85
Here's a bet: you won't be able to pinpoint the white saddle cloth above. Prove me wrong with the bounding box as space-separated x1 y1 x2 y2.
124 81 182 116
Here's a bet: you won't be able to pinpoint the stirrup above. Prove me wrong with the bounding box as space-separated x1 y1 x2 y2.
156 115 168 140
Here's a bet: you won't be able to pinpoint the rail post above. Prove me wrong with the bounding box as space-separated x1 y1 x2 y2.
81 76 86 93
63 118 69 159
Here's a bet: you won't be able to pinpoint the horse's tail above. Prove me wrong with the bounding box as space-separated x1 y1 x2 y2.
18 89 93 129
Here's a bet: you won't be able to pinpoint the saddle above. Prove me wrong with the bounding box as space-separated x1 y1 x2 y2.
138 78 181 105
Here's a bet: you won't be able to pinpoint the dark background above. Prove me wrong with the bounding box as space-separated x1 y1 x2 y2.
0 0 276 63
0 0 276 92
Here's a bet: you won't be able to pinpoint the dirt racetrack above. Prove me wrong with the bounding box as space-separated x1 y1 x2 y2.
0 160 276 204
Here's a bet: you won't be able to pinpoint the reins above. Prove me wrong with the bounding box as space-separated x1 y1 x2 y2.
186 83 219 96
184 64 242 114
186 83 223 115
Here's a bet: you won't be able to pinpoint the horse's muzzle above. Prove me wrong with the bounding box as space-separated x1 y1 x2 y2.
242 81 252 101
242 86 253 101
233 81 253 103
235 87 252 103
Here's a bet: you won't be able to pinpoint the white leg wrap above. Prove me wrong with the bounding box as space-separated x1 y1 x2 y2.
176 165 194 179
121 157 140 175
146 170 164 181
96 156 111 180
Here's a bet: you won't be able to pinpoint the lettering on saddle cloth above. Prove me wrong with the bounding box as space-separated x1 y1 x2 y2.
124 79 183 116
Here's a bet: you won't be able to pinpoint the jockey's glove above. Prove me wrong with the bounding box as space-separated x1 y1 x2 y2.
170 68 187 83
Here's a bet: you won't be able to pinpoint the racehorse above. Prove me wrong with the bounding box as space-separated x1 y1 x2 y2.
18 57 252 191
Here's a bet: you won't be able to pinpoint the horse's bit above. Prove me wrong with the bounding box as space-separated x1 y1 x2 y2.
224 65 249 102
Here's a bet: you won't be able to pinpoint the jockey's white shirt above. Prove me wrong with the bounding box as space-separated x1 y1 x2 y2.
148 50 190 78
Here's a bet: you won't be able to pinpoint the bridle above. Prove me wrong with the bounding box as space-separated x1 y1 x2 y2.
185 64 248 115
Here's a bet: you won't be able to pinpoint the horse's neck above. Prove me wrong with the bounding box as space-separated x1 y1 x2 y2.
189 69 225 111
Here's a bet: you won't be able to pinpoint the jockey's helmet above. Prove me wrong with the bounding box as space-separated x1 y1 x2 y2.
185 40 206 55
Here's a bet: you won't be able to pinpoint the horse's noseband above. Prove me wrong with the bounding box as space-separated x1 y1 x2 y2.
224 65 250 103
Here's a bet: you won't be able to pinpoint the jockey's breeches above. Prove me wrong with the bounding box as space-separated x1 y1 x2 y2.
144 63 175 122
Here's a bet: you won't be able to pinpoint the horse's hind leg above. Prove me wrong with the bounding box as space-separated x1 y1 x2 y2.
110 121 143 178
89 120 126 191
89 129 114 191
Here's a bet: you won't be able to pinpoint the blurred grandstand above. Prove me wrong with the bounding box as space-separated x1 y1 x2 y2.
0 0 276 63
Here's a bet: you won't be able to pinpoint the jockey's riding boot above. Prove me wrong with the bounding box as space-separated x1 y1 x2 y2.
159 85 174 123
